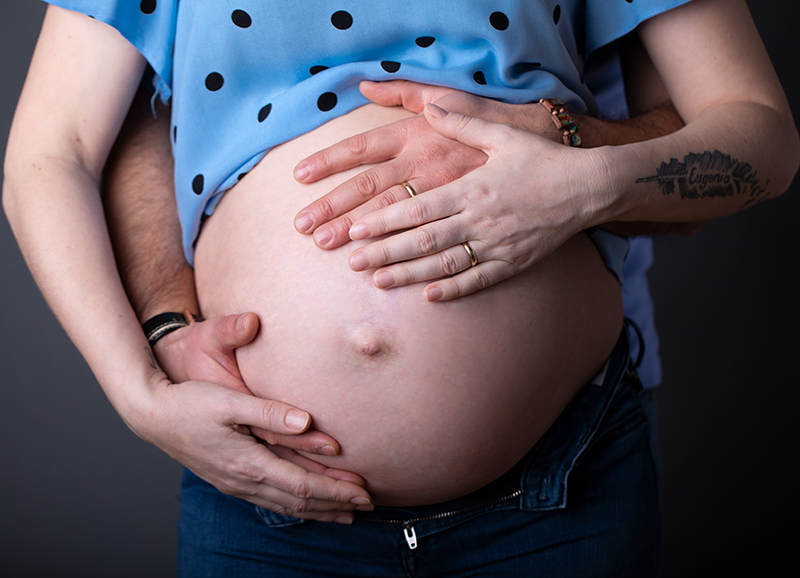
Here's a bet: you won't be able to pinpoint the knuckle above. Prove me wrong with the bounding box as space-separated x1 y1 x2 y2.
414 228 437 255
316 196 338 221
271 504 294 517
374 191 397 210
472 268 492 290
257 401 281 430
353 171 379 199
345 133 370 159
406 200 429 226
439 250 460 276
375 241 393 265
287 476 313 501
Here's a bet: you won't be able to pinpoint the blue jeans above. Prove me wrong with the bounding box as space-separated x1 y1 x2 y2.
177 332 661 577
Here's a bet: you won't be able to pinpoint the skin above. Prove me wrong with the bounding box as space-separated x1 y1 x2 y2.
3 0 798 520
192 102 624 505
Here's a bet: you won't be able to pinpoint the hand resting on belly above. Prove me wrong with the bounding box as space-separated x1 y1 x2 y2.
194 104 623 506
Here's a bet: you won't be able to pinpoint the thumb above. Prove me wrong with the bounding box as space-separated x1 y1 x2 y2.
202 312 260 352
423 103 506 154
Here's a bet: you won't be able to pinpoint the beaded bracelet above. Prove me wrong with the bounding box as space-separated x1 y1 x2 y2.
539 98 582 147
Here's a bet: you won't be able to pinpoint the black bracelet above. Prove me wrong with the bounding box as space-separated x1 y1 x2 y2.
142 311 202 348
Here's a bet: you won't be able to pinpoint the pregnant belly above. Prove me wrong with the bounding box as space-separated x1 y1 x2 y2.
194 104 623 506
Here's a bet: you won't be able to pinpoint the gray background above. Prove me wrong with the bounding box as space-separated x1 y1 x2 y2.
1 2 798 576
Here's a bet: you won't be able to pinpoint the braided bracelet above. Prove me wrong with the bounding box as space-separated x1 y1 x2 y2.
539 98 582 147
142 309 203 348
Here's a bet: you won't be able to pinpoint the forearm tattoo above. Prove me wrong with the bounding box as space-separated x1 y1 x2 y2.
636 150 771 208
146 346 161 371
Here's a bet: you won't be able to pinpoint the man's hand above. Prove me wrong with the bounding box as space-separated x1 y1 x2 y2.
153 311 345 457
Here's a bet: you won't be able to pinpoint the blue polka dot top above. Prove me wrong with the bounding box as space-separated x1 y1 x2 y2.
46 0 692 263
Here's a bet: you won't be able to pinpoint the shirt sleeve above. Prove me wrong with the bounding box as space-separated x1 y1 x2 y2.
44 0 177 101
585 0 694 54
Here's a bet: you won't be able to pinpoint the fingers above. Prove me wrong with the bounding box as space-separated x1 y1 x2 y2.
295 155 414 237
294 124 404 185
298 156 414 239
270 445 366 487
360 80 453 112
251 426 341 457
222 443 373 523
310 183 418 249
423 260 517 302
423 103 510 154
372 243 475 288
229 392 318 436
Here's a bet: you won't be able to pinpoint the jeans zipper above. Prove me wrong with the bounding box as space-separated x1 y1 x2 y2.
360 489 523 550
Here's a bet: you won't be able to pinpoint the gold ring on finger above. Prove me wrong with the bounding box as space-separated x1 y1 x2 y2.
400 181 418 197
462 242 478 267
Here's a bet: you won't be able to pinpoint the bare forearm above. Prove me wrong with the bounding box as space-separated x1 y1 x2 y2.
599 100 799 226
103 84 197 322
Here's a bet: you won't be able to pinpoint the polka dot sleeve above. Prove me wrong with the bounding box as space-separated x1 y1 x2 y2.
584 0 694 54
45 0 177 101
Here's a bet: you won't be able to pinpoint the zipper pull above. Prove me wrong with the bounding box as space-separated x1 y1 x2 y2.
402 523 418 550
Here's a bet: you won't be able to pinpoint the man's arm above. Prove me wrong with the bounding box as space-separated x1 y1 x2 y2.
103 84 197 324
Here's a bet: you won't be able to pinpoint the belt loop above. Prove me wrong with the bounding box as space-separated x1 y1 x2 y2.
624 318 645 369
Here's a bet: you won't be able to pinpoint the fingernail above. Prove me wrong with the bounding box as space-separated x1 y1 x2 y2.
425 102 448 118
294 162 310 182
318 444 338 456
295 213 314 233
236 313 249 332
425 286 444 301
349 223 369 240
349 251 369 271
314 226 333 246
285 410 309 431
351 497 372 506
335 516 353 525
374 270 395 288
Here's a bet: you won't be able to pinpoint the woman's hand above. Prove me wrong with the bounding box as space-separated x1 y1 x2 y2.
293 81 565 249
130 373 373 524
346 104 610 301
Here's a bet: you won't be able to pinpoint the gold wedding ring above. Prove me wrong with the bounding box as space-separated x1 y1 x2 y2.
400 181 418 197
462 242 478 267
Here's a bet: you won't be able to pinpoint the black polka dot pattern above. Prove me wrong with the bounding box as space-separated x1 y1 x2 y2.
140 0 156 15
473 71 487 85
511 62 542 75
173 126 177 143
237 172 249 181
415 36 435 48
331 11 353 30
232 10 252 28
490 12 509 31
310 65 329 75
318 92 338 112
381 61 401 73
258 103 272 123
553 5 561 25
192 175 204 195
205 72 224 91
